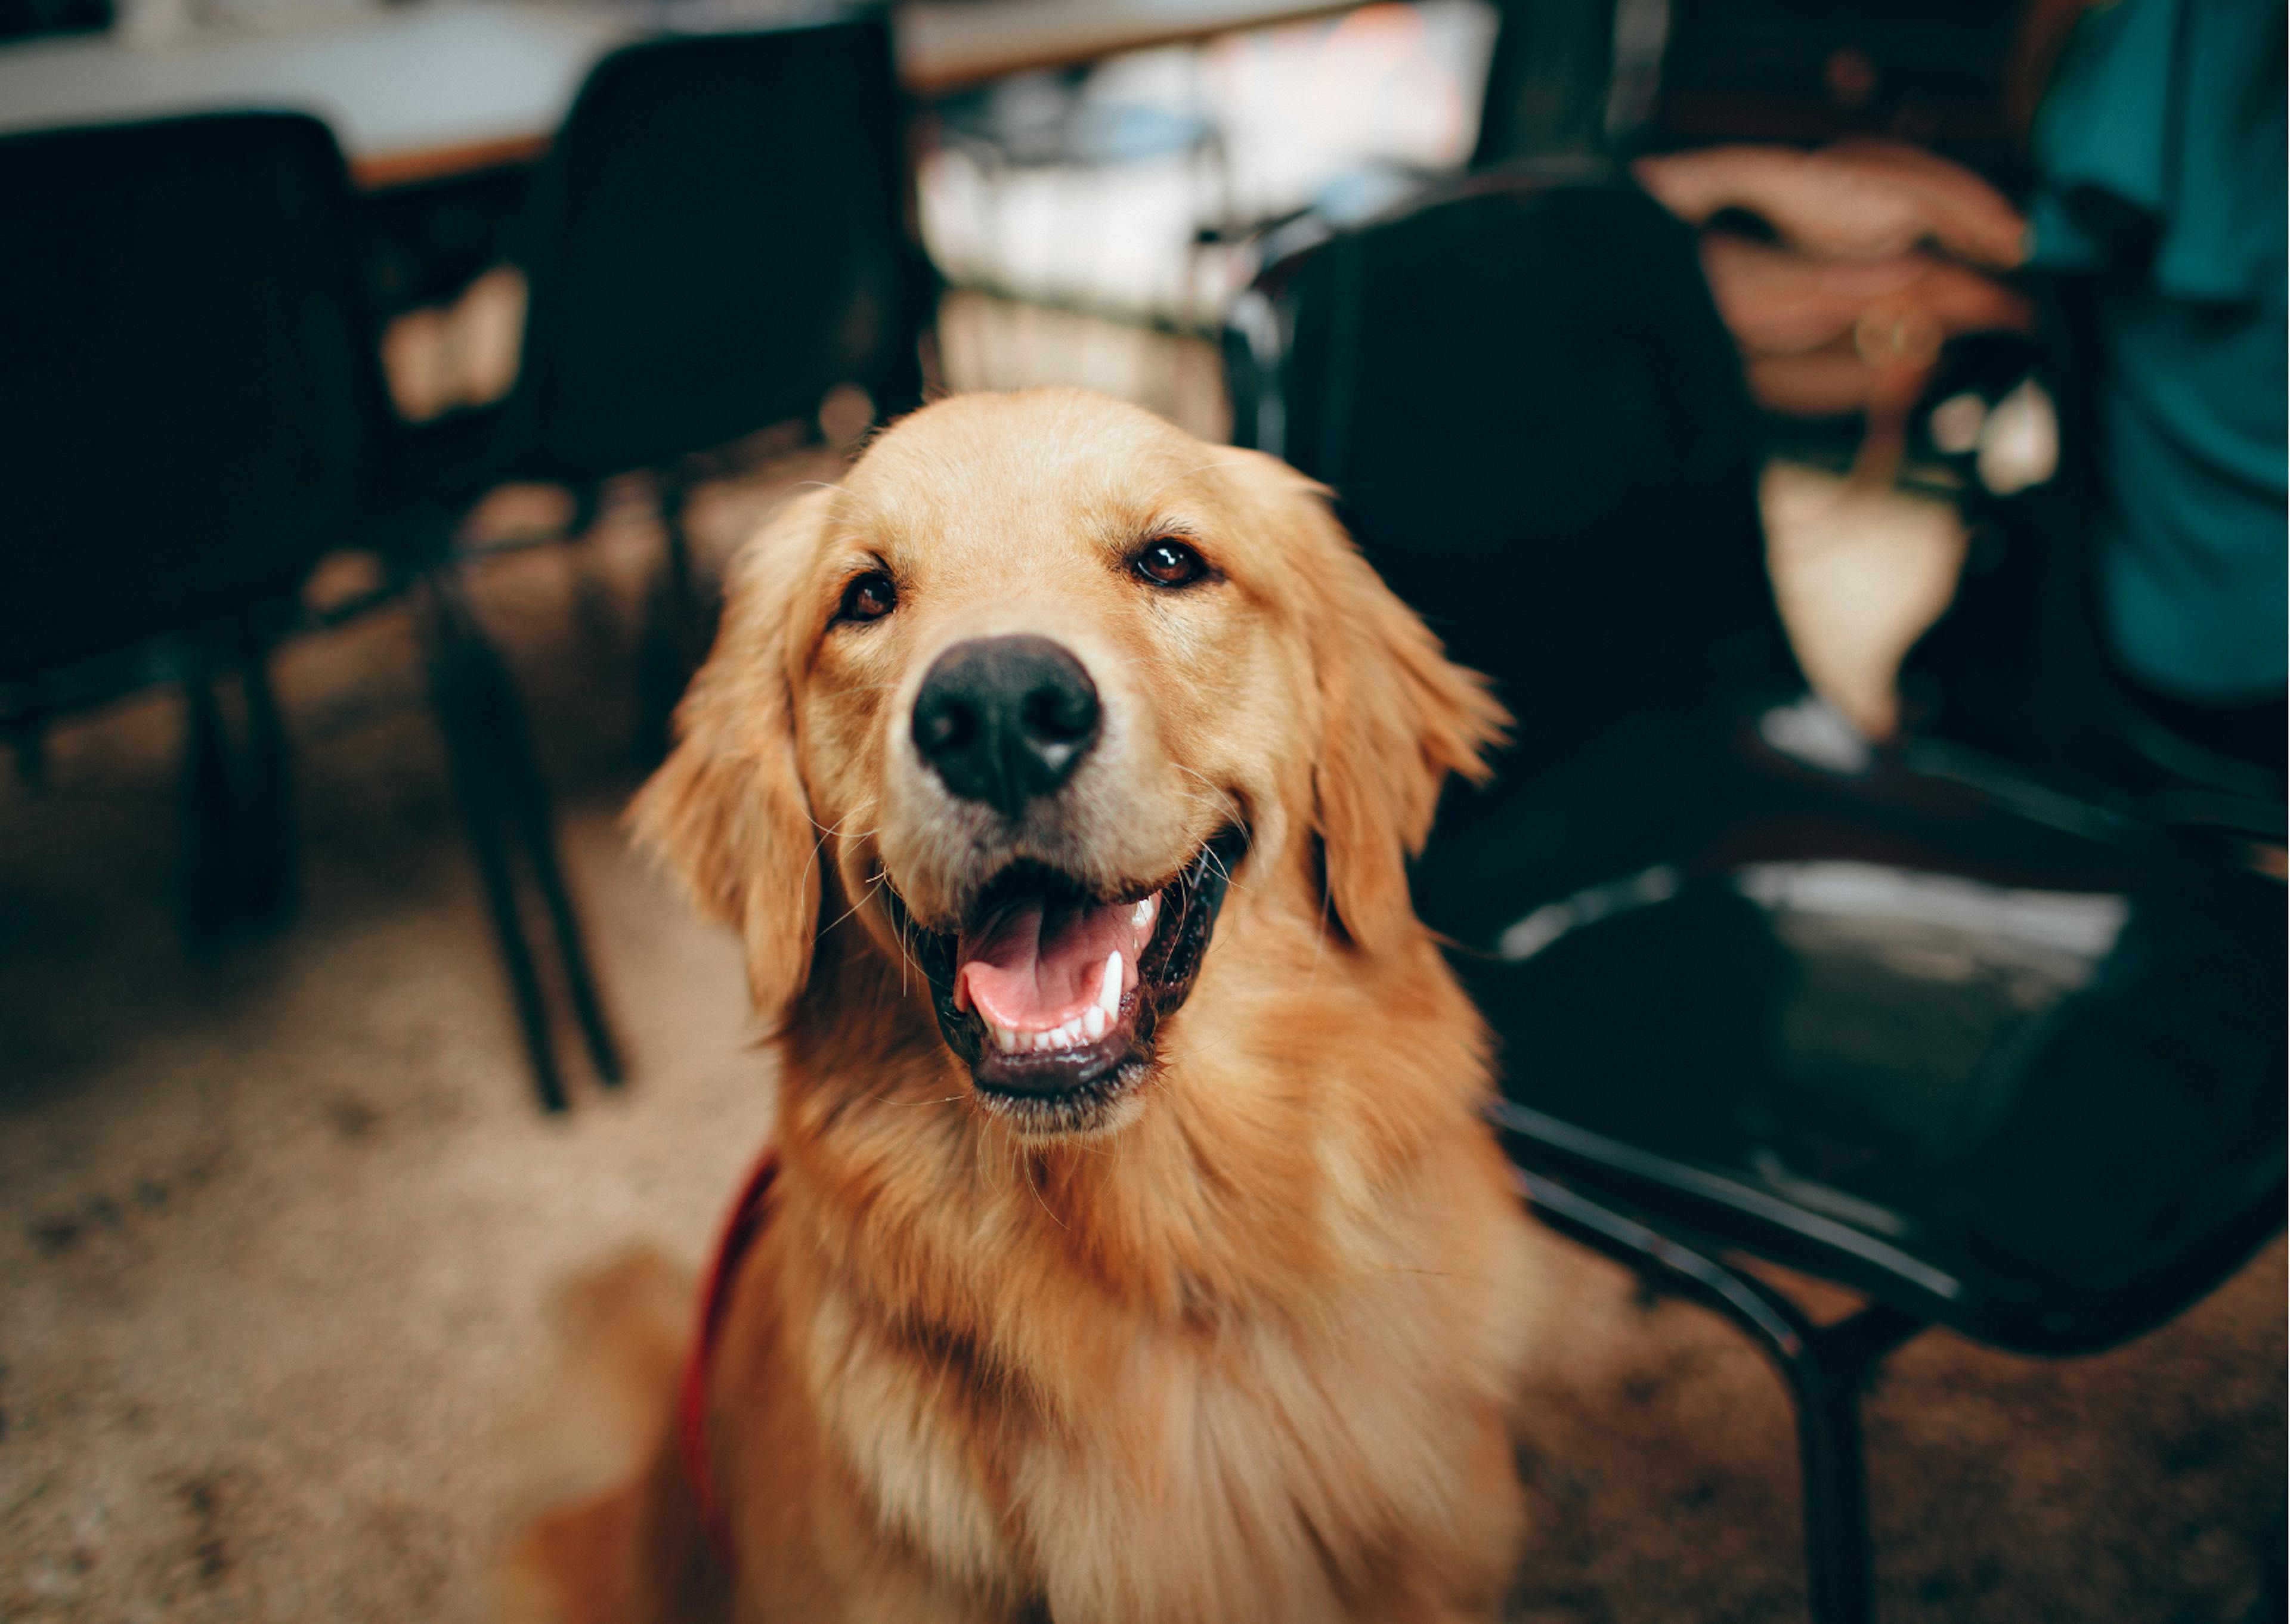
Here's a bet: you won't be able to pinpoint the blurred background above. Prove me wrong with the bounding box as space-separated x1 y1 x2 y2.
0 1 2281 1619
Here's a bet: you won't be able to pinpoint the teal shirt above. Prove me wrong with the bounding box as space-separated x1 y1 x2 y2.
2028 0 2287 701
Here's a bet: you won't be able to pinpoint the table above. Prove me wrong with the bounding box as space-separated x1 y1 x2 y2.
898 0 1357 94
0 0 1363 187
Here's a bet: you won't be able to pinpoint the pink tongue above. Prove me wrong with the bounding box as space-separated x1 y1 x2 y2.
958 894 1132 1031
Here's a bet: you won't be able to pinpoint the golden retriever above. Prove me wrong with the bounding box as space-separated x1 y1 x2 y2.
502 388 1540 1623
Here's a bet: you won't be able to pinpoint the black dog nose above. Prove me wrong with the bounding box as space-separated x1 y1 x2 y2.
912 635 1101 817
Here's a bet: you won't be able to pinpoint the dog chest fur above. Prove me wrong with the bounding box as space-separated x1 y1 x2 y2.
720 968 1539 1624
759 1195 1531 1622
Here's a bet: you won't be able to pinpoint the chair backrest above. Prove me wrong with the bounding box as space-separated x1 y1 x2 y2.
510 14 929 483
0 112 389 680
1471 0 1619 168
1226 169 1799 777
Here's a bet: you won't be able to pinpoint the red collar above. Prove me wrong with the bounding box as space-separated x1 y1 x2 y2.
677 1148 780 1564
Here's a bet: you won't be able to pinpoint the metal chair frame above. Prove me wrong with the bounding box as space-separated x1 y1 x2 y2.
1227 166 2286 1624
398 14 935 758
1 110 620 1111
1514 1161 1927 1624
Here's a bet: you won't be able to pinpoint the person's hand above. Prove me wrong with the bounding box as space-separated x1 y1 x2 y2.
1635 139 2029 269
1696 234 2034 416
1635 140 2033 432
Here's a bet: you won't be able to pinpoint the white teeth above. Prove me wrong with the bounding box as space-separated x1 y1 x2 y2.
982 983 1119 1058
971 891 1165 1064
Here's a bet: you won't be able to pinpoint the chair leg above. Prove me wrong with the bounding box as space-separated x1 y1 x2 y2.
476 622 624 1089
660 473 716 671
180 649 238 942
561 481 630 670
10 712 48 791
1786 1304 1926 1624
422 571 568 1112
234 621 297 925
635 469 712 763
1511 1170 1926 1624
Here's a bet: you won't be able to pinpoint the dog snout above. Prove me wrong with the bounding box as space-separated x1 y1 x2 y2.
912 635 1101 818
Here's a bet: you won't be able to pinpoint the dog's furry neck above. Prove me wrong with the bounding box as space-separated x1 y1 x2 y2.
773 889 1492 1325
727 896 1529 1621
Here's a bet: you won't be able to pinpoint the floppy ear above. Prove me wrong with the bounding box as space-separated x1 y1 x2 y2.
1279 475 1508 955
626 489 833 1021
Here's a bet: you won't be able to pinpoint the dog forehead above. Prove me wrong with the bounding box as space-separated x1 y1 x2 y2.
843 390 1225 569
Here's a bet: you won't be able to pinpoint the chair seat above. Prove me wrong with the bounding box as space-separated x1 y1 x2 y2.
1426 696 2286 1356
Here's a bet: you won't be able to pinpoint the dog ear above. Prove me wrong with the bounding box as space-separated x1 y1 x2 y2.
627 489 833 1022
1262 464 1508 954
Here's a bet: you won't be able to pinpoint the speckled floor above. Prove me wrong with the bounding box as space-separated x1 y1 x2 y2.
1 383 2280 1623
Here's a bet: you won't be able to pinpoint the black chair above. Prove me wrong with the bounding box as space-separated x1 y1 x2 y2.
0 111 620 1112
403 13 935 746
1226 169 2286 1624
1470 0 1621 168
0 0 107 41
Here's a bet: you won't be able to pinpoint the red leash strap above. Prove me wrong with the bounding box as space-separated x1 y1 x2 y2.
677 1149 779 1564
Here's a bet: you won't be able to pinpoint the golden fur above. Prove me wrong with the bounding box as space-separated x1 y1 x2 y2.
502 389 1541 1623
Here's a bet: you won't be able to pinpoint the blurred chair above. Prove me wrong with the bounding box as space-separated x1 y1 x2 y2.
1469 0 1617 168
401 13 935 750
0 111 619 1112
1226 169 2286 1624
0 0 107 41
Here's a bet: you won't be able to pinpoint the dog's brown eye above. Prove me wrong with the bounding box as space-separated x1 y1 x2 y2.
838 571 897 624
1135 539 1208 588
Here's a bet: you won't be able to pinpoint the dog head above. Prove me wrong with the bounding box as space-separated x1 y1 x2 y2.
631 389 1502 1138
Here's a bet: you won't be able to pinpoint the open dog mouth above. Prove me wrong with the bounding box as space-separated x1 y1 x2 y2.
887 827 1248 1132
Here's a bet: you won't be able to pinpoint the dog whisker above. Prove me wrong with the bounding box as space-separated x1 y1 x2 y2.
893 900 923 997
1173 764 1247 828
1022 1154 1069 1231
809 799 878 841
1169 768 1252 898
1200 841 1244 898
819 868 889 939
796 797 877 906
